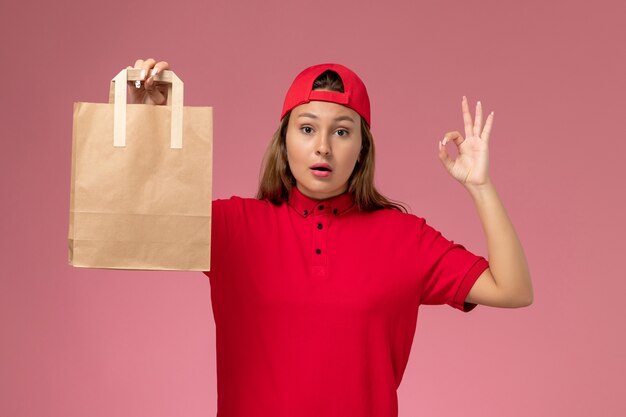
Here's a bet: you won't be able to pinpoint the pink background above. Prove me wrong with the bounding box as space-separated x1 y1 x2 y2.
1 0 624 416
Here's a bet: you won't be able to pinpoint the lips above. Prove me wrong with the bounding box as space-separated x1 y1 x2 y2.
310 163 332 178
310 163 332 172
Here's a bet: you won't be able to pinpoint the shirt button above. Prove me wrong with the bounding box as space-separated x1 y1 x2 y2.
333 209 338 215
318 205 324 210
303 209 308 216
317 223 323 230
315 248 322 255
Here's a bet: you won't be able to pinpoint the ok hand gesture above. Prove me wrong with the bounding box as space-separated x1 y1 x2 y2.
438 96 494 188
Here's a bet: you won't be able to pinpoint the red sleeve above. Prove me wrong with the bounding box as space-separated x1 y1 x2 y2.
416 217 489 312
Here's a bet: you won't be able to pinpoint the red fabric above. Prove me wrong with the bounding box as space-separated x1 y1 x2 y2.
204 188 489 417
280 63 372 126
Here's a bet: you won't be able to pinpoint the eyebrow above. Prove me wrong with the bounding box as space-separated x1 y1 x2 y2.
297 113 356 124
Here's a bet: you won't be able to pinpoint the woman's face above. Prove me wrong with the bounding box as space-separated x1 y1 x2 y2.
286 100 362 200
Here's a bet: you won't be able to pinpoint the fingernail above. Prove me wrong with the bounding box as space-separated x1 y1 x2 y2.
151 68 158 77
477 101 481 106
140 69 146 80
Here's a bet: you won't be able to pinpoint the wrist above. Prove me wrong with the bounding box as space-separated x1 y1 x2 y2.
464 178 496 201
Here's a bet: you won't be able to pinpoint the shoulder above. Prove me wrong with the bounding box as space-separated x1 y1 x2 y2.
213 195 283 218
361 206 424 225
213 195 275 207
353 207 428 235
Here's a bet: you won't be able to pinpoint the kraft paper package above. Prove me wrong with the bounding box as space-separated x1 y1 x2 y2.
68 69 213 271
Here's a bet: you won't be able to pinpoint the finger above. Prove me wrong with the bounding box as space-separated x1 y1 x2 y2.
481 111 495 142
126 66 140 89
462 96 474 139
130 59 144 82
150 61 170 79
442 131 464 148
148 65 170 105
438 140 455 172
473 100 483 138
140 58 157 80
144 77 167 104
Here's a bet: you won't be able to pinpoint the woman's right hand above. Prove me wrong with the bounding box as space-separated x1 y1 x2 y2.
126 58 170 105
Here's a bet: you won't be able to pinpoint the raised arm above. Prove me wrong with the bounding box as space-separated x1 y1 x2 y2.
438 96 533 308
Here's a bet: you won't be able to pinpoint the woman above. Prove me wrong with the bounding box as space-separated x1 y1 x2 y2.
129 58 533 416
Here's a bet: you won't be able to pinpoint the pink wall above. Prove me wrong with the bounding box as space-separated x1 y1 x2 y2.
1 0 624 416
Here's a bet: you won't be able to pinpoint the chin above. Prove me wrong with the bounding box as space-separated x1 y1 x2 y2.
298 183 346 200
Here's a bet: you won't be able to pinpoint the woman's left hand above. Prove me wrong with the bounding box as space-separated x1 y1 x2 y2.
438 96 494 188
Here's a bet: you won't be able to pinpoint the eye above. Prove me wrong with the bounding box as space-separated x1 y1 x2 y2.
301 126 314 134
336 129 349 137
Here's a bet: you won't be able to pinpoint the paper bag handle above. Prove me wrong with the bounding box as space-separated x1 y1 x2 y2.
109 69 184 149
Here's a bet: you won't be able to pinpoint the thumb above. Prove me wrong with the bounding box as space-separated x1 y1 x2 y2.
143 76 167 105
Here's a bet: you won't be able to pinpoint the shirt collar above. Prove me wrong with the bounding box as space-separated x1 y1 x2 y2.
287 186 355 217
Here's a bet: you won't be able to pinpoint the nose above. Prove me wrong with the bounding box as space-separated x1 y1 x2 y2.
315 132 331 156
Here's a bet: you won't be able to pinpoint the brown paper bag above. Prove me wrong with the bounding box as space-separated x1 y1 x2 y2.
68 69 212 271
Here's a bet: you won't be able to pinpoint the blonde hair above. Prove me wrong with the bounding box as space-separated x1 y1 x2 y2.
256 70 407 213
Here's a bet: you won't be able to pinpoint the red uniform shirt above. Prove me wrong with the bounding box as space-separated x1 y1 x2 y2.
204 187 489 417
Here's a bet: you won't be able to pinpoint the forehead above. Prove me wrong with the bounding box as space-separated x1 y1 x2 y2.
290 100 361 123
